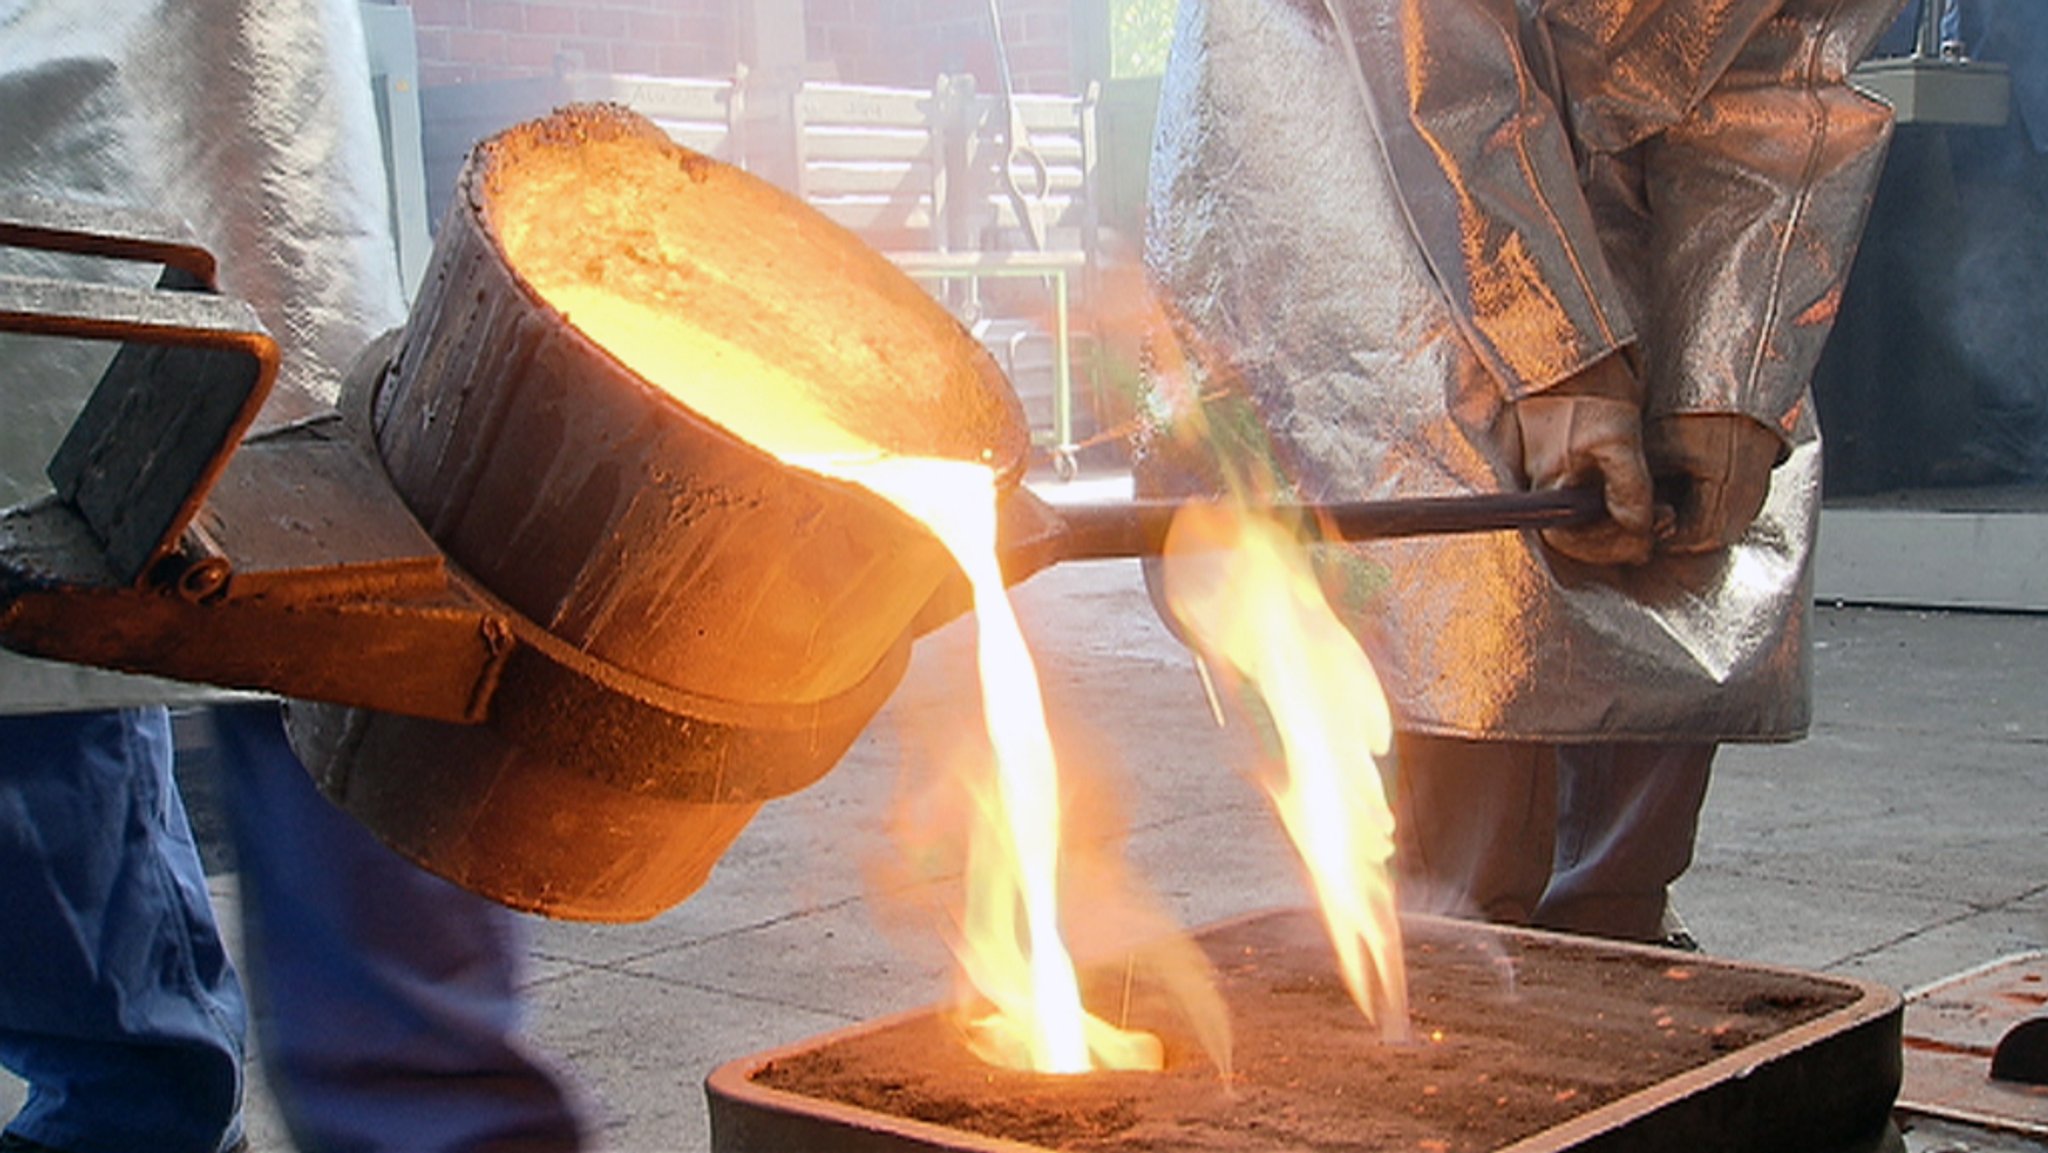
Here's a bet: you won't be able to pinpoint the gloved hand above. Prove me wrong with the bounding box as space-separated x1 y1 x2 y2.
1502 352 1656 566
1645 413 1784 554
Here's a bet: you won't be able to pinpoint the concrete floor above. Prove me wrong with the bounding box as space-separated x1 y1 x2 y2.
6 473 2046 1152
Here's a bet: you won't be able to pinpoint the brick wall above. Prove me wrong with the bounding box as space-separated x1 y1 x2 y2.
392 0 733 85
383 0 1083 93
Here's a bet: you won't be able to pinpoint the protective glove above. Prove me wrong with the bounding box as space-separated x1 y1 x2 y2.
1644 413 1784 554
1502 352 1656 566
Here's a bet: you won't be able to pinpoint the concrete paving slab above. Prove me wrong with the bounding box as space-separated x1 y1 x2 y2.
1829 895 2048 994
1708 804 2048 909
1809 607 2048 738
1121 805 1312 927
614 898 952 1027
1816 508 2048 612
523 966 848 1153
526 781 887 969
1673 868 1965 974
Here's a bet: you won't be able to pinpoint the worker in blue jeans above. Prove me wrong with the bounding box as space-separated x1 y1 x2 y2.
213 703 587 1153
0 708 247 1153
0 707 589 1153
5 2 591 1149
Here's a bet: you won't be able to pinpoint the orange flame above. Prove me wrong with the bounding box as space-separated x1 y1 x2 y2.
1161 502 1410 1039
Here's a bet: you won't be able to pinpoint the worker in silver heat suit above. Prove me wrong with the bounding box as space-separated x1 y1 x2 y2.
1140 0 1907 944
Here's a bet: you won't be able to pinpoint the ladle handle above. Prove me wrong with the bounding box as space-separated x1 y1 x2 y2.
1045 484 1606 562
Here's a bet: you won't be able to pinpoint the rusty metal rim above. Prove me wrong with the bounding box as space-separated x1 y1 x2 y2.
0 260 279 585
0 192 219 283
1896 949 2048 1137
703 909 1905 1153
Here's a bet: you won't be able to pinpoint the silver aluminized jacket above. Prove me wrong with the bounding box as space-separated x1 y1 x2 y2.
0 0 404 712
1141 0 1905 740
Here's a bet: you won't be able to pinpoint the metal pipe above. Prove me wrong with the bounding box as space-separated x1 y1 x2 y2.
1043 485 1605 562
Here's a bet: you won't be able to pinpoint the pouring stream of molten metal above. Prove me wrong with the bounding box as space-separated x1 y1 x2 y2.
516 281 1159 1071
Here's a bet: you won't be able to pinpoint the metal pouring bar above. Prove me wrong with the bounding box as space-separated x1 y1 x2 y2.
0 181 1603 720
1039 486 1606 564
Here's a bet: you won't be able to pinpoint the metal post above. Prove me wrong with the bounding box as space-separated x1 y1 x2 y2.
737 0 807 189
1915 0 1944 59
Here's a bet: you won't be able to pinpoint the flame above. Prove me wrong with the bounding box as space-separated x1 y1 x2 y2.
1161 502 1410 1039
815 456 1161 1073
506 256 1159 1071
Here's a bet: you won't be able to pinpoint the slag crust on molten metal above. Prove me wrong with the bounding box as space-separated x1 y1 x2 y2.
478 104 1027 475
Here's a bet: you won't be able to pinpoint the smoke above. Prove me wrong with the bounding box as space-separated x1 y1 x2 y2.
1940 138 2048 483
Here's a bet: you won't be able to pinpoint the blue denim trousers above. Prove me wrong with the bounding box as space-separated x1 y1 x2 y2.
213 703 587 1153
0 707 247 1153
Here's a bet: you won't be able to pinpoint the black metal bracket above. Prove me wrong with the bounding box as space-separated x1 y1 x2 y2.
0 197 515 721
0 193 277 586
